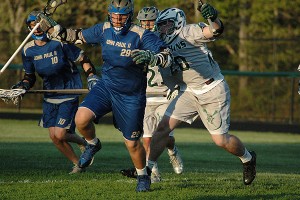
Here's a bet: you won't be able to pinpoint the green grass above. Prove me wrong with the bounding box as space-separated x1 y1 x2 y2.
0 119 300 200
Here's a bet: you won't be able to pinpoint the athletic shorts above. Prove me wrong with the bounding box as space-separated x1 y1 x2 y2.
39 98 79 133
165 80 230 135
143 101 174 138
80 79 146 141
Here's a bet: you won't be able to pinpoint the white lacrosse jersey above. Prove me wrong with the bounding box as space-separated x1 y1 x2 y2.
161 22 224 95
146 65 169 104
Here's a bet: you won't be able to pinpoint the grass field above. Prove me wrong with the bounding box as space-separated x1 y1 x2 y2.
0 119 300 200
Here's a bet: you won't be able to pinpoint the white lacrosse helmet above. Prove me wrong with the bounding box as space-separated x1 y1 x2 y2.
156 8 186 44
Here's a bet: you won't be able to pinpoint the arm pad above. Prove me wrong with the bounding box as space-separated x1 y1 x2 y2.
80 55 96 77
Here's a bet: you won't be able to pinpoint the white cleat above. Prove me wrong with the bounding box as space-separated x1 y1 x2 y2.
151 170 162 183
168 146 183 174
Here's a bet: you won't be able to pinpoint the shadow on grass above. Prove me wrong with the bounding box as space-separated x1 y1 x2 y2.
0 141 299 176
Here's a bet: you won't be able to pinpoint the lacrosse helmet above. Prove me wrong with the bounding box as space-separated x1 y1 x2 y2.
137 6 159 31
108 0 134 35
26 10 48 40
156 8 186 44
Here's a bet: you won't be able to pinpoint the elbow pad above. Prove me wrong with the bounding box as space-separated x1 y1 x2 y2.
212 19 224 37
23 73 36 88
57 28 85 44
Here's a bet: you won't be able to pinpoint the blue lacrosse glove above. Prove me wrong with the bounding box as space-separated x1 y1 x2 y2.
166 85 180 100
131 49 157 67
200 3 218 21
87 75 99 91
11 81 30 90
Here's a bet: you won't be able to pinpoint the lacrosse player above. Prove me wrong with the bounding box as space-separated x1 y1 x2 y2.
11 10 98 174
140 5 256 186
36 0 172 192
120 6 183 183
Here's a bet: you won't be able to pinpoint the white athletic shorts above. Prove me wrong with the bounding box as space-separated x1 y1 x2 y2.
143 101 175 138
165 80 230 135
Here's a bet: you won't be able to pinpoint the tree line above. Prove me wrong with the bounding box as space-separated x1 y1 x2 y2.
0 0 300 124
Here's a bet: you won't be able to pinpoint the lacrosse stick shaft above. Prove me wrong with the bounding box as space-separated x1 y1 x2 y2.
198 0 217 34
27 89 167 96
0 23 40 75
27 89 89 94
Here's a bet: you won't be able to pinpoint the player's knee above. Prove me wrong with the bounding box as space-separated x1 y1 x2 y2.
211 133 229 148
75 108 93 129
125 139 142 150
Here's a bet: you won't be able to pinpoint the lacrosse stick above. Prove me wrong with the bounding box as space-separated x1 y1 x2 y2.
198 0 217 34
0 88 88 105
0 0 67 76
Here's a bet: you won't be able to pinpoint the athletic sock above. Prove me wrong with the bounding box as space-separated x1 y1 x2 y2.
86 137 98 145
136 166 148 176
239 148 252 163
147 160 156 171
168 146 176 155
152 162 158 172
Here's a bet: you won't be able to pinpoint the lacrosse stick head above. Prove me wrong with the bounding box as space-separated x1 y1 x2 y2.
0 89 26 105
26 10 48 40
43 0 67 16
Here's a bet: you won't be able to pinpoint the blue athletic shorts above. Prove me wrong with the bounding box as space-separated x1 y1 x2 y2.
80 79 146 141
39 98 79 133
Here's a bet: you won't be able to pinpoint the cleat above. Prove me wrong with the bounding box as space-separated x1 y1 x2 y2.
120 167 151 179
243 151 257 185
78 138 102 168
78 138 95 166
69 164 86 174
120 167 137 179
136 175 151 192
151 170 161 183
168 146 183 174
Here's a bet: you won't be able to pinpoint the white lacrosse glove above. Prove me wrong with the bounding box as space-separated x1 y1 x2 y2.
166 85 180 100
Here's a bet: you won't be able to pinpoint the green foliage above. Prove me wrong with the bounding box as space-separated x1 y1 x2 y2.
0 120 300 199
1 0 300 124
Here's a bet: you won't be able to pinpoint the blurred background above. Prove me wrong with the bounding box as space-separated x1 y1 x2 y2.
0 0 299 126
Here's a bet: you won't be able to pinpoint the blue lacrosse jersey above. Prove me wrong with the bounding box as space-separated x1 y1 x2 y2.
82 22 166 94
22 39 83 99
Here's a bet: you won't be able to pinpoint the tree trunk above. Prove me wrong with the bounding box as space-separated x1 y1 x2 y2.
238 0 251 92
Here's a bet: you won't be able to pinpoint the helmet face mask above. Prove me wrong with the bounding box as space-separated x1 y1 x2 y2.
155 8 186 44
137 6 159 31
108 0 134 34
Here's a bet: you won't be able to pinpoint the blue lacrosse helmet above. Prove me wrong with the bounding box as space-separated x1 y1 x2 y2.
108 0 134 35
26 10 48 40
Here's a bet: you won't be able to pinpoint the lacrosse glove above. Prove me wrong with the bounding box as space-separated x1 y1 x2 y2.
199 3 218 21
87 75 99 91
11 81 30 91
166 85 180 100
131 50 157 67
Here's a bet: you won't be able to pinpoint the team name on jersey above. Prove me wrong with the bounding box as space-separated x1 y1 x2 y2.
34 51 58 60
168 41 187 52
106 39 131 48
